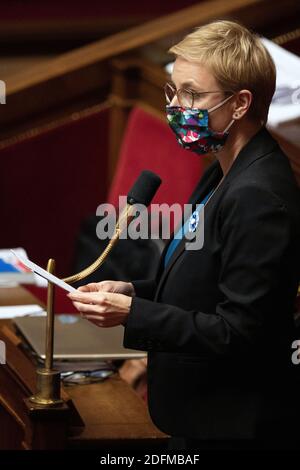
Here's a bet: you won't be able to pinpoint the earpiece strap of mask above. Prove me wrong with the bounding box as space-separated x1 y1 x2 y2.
223 119 236 133
208 94 234 113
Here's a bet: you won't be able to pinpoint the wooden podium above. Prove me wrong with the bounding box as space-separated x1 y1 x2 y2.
0 286 168 450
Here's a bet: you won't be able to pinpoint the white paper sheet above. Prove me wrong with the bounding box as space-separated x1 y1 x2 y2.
10 250 77 294
0 247 47 287
0 304 46 319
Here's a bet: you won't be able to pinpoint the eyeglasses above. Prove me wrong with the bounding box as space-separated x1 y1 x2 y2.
164 82 232 108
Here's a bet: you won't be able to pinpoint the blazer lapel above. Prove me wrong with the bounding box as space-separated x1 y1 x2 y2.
154 126 279 300
154 158 222 280
154 160 223 298
216 126 279 188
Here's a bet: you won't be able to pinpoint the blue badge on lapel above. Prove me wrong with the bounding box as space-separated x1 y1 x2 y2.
188 209 200 233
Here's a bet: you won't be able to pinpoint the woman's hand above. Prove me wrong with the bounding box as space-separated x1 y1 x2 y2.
67 281 135 327
76 280 136 297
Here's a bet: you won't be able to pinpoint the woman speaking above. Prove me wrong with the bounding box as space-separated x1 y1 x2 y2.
68 20 300 450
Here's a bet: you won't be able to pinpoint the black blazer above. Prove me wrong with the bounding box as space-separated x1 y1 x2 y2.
123 127 300 440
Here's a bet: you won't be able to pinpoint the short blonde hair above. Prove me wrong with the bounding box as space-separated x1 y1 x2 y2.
168 20 276 123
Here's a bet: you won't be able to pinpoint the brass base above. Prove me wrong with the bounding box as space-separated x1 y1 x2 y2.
29 368 64 407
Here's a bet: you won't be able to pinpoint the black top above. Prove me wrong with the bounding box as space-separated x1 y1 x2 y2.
123 126 300 440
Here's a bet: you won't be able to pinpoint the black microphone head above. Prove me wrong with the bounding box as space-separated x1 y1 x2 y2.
127 170 162 206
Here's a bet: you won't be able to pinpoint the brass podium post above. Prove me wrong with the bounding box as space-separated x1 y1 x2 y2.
29 259 63 406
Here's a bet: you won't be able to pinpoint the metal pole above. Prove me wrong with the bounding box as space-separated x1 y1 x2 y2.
45 258 55 371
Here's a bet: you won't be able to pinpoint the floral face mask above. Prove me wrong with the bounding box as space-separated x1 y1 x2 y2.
166 94 235 155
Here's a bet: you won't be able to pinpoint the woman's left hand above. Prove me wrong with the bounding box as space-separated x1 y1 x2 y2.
67 290 132 327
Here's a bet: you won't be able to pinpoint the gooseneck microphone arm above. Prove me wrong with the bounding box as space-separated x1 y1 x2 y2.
62 170 162 284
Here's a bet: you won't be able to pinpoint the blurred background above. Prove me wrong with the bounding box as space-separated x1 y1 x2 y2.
0 0 299 275
0 0 299 399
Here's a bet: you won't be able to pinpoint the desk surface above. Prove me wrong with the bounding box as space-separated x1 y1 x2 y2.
0 285 167 449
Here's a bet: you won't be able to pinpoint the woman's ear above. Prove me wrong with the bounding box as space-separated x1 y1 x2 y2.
232 90 253 120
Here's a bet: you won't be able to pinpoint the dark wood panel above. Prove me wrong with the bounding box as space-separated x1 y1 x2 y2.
2 0 297 133
0 287 168 449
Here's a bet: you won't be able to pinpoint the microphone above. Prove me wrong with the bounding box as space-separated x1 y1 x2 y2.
63 170 162 284
127 170 162 206
116 170 162 233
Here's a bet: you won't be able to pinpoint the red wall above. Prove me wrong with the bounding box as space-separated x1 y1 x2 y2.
0 109 109 276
